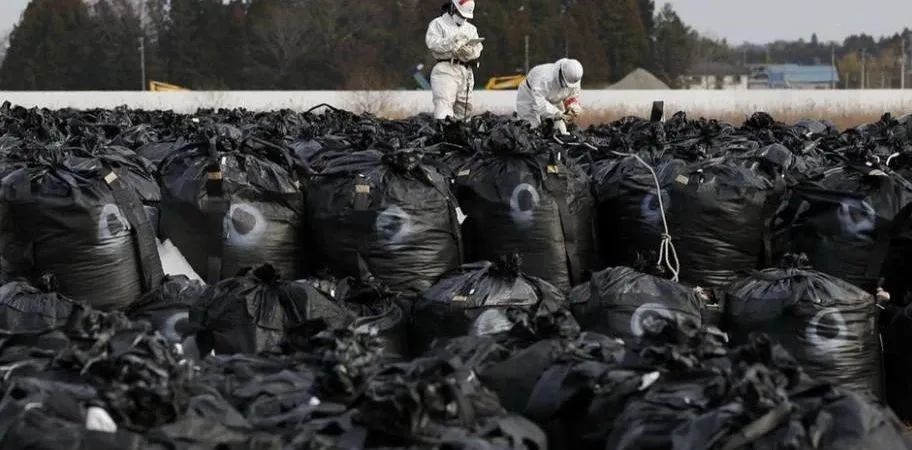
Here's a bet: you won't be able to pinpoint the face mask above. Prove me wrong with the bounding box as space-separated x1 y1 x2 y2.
454 15 467 26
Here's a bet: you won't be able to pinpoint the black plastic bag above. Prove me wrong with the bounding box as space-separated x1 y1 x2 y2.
125 275 206 342
413 256 578 354
774 163 912 292
192 264 353 354
358 352 545 448
0 276 77 335
158 135 307 283
456 129 595 291
592 153 686 269
724 255 883 397
669 158 781 288
570 266 703 343
879 302 912 421
306 149 462 294
333 275 411 358
0 146 163 310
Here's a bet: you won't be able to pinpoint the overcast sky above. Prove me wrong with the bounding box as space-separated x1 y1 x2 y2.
0 0 27 37
663 0 912 44
0 0 909 44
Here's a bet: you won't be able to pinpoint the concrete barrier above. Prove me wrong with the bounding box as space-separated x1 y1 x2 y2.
1 90 911 117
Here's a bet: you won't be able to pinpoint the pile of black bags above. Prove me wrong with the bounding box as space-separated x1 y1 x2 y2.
0 104 910 448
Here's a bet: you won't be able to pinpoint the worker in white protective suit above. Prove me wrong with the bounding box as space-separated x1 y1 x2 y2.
426 0 484 120
516 59 584 135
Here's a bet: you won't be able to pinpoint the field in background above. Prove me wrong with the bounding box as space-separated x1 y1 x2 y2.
1 90 909 131
578 108 886 130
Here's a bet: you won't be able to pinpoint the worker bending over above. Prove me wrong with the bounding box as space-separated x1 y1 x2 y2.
426 0 483 120
516 59 584 134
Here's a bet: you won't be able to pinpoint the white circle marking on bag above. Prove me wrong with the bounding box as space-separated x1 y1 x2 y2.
161 311 190 342
630 303 676 337
806 307 849 353
836 200 876 239
97 203 130 240
224 203 267 245
376 205 413 244
509 183 540 227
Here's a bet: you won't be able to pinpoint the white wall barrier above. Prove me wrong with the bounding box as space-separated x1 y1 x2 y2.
1 90 911 117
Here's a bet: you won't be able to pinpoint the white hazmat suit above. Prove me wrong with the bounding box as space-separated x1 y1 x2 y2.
516 59 584 134
426 4 483 120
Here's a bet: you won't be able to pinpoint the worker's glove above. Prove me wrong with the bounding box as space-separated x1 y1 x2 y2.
877 287 892 303
451 35 470 53
455 42 479 61
566 102 583 117
555 119 570 136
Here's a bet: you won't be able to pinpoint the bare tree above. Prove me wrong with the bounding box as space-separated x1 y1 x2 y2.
249 1 309 85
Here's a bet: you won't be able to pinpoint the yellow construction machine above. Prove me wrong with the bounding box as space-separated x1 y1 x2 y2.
485 74 526 90
149 81 189 92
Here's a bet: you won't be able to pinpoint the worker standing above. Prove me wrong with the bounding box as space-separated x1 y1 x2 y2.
426 0 483 120
516 59 584 134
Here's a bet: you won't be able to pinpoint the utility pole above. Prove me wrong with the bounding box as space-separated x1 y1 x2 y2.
830 44 836 89
524 35 530 74
138 0 147 91
139 36 146 91
903 33 908 89
861 48 867 89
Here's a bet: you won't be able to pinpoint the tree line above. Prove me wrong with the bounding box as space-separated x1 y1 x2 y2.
0 0 909 90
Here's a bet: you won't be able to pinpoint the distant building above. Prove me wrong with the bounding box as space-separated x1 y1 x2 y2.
748 64 839 89
680 62 750 90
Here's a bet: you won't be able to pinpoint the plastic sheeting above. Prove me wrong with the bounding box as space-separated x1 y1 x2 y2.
307 149 462 295
725 256 883 397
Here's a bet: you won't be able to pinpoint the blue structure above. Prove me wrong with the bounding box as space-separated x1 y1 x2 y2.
750 64 839 89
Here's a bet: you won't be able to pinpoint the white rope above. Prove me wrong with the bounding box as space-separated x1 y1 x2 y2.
886 152 900 168
554 137 681 281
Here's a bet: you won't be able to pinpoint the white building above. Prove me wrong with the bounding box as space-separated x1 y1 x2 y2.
681 62 750 90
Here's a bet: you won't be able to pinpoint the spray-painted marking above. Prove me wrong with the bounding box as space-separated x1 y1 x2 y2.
836 200 876 239
98 204 130 240
376 205 413 244
806 307 849 353
630 303 675 337
224 203 267 245
509 183 540 228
